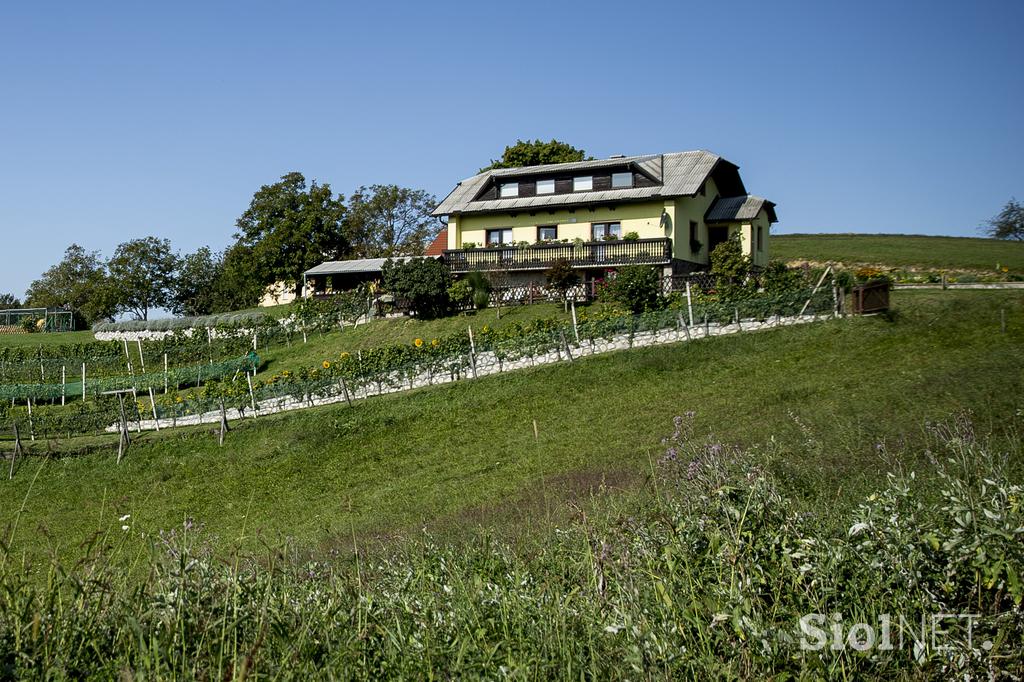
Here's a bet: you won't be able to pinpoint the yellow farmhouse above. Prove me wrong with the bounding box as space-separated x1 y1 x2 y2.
432 150 776 283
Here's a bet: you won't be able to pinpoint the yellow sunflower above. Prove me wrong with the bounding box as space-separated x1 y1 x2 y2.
340 352 350 360
431 338 439 347
322 360 331 369
414 338 424 348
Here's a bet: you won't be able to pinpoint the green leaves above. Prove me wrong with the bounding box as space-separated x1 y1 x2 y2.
479 139 589 172
234 172 348 287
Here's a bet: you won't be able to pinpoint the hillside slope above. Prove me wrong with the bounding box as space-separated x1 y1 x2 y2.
772 233 1024 273
2 290 1022 564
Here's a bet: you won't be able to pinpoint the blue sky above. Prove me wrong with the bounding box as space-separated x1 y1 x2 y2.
1 0 1022 297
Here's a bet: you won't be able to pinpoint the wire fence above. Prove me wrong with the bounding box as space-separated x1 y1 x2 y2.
0 284 838 443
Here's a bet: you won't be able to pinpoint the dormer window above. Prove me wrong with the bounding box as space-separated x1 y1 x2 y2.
499 182 519 198
573 176 593 192
536 179 555 195
612 172 633 188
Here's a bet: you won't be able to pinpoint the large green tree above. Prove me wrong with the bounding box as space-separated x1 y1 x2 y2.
210 244 267 312
983 198 1024 241
234 172 348 293
172 246 224 317
107 237 180 320
345 185 440 258
480 139 590 172
381 258 451 319
25 244 115 325
0 293 20 308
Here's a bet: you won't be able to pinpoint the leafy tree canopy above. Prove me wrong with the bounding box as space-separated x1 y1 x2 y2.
982 198 1024 241
381 258 451 319
172 247 224 317
25 244 115 325
0 293 20 308
346 185 440 258
480 139 590 172
212 244 268 313
234 172 348 291
107 237 180 321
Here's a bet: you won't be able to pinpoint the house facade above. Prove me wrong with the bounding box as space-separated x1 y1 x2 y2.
432 151 776 281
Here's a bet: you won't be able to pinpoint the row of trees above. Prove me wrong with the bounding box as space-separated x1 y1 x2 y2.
7 176 443 325
2 140 595 324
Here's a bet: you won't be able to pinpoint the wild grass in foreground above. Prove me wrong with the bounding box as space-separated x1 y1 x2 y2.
1 414 1021 679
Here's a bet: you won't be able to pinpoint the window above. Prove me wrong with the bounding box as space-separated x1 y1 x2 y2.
538 225 557 241
499 182 518 198
757 226 764 252
591 222 621 240
573 176 593 192
536 179 555 195
689 221 698 242
611 172 632 188
486 228 513 246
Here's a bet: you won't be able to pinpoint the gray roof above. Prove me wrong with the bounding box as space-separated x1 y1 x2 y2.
303 257 417 277
432 150 728 216
705 195 777 223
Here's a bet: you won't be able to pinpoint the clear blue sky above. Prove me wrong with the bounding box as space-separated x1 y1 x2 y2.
1 0 1022 297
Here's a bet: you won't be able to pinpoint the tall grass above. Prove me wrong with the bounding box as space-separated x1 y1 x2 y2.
1 415 1020 679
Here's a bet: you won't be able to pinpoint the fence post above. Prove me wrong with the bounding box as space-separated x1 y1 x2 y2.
123 339 133 376
9 422 21 480
137 339 146 374
61 365 66 406
148 386 160 431
247 372 257 416
218 399 229 447
685 280 694 327
570 301 580 344
560 329 574 362
27 397 35 441
340 375 353 407
116 393 130 464
467 326 478 379
164 354 168 393
82 363 86 402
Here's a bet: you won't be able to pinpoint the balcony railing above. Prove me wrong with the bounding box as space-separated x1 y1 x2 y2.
444 237 672 273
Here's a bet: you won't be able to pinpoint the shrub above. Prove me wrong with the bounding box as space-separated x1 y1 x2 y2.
381 258 452 319
599 265 665 314
446 280 472 309
544 258 580 304
760 260 804 294
465 271 491 310
710 234 751 292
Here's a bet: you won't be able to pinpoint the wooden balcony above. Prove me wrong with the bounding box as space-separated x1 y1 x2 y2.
444 238 672 273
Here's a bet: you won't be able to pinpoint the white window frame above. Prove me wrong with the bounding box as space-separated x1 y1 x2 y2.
573 176 593 192
536 179 555 195
538 225 558 241
611 172 633 188
486 228 513 246
499 182 519 198
591 222 622 240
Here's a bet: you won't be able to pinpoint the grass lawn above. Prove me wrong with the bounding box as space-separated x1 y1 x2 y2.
0 329 97 348
2 289 1022 566
772 233 1024 272
254 302 569 379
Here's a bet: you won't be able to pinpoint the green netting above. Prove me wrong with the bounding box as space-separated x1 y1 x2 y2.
0 354 258 401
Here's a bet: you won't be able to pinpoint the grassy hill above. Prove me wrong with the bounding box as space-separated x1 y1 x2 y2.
3 289 1022 565
772 233 1024 273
